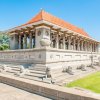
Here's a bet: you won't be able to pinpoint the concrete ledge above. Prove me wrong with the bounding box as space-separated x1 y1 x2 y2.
0 73 99 100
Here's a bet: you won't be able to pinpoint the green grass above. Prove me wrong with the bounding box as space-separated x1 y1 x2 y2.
66 71 100 93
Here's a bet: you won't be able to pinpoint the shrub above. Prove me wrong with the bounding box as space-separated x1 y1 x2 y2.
0 45 4 50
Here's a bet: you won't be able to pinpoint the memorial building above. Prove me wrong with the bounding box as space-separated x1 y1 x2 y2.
0 10 100 82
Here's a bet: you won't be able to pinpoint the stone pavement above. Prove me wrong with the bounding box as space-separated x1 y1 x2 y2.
0 83 52 100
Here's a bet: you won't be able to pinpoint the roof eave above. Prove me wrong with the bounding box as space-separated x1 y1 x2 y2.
7 20 99 43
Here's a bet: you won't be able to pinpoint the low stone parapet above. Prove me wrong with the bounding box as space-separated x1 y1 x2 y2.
0 73 99 100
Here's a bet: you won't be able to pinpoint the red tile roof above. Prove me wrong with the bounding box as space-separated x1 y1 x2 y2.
18 10 90 37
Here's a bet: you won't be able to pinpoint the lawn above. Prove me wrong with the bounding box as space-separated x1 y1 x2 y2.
66 71 100 93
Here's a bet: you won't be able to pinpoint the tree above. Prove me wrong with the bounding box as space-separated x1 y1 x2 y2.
0 31 9 50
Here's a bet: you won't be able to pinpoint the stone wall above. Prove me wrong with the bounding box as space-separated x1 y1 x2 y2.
46 48 100 69
0 73 99 100
0 48 46 64
0 47 99 69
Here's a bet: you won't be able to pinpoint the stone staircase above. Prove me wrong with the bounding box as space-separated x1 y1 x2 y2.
0 64 21 75
0 63 99 85
21 64 47 82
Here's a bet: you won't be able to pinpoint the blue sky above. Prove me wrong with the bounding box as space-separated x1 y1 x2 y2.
0 0 100 41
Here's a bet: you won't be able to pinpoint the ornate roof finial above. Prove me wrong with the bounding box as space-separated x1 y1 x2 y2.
40 8 44 11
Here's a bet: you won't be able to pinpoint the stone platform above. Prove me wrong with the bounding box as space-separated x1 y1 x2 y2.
0 73 99 100
0 83 51 100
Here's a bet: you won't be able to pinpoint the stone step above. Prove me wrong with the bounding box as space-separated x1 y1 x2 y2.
6 70 20 74
24 72 46 78
30 65 46 69
11 68 21 71
31 64 46 67
6 65 21 69
20 75 43 82
29 70 46 75
21 75 52 84
30 68 46 72
51 69 63 74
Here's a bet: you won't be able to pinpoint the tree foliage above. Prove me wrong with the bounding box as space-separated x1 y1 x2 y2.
0 31 9 50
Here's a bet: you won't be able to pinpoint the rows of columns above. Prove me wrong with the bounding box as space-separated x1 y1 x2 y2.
51 32 99 52
18 32 35 49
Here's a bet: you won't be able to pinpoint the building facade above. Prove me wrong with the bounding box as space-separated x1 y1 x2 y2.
0 10 100 72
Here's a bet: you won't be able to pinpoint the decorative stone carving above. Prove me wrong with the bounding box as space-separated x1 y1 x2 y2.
46 67 51 78
0 64 5 72
62 66 67 72
2 64 7 71
66 66 74 75
40 38 51 47
15 66 28 76
87 64 95 69
77 64 86 71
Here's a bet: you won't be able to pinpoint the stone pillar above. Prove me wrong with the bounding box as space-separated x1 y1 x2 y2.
90 43 92 52
87 41 89 51
91 43 93 52
21 36 23 49
73 38 76 50
29 33 32 48
68 36 71 50
77 39 80 51
24 33 27 49
97 43 99 52
81 40 83 51
84 41 87 51
88 42 90 51
92 43 94 52
56 33 59 49
10 34 19 50
63 34 65 49
19 35 21 49
94 43 96 52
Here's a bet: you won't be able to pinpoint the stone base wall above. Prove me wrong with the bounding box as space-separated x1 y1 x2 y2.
0 47 99 69
0 73 99 100
0 48 46 64
46 48 100 70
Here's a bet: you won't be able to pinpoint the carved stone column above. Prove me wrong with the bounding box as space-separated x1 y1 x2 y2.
81 40 83 51
96 43 99 52
24 33 27 49
63 34 65 49
73 38 76 50
84 41 87 51
90 43 92 52
77 39 80 51
21 36 23 49
56 33 59 49
29 33 32 48
92 43 94 52
94 43 95 52
19 34 21 49
86 41 88 51
68 36 71 50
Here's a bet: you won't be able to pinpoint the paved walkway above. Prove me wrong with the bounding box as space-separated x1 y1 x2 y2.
0 83 51 100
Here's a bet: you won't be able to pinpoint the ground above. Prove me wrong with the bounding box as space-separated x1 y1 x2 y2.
0 83 51 100
66 71 100 93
